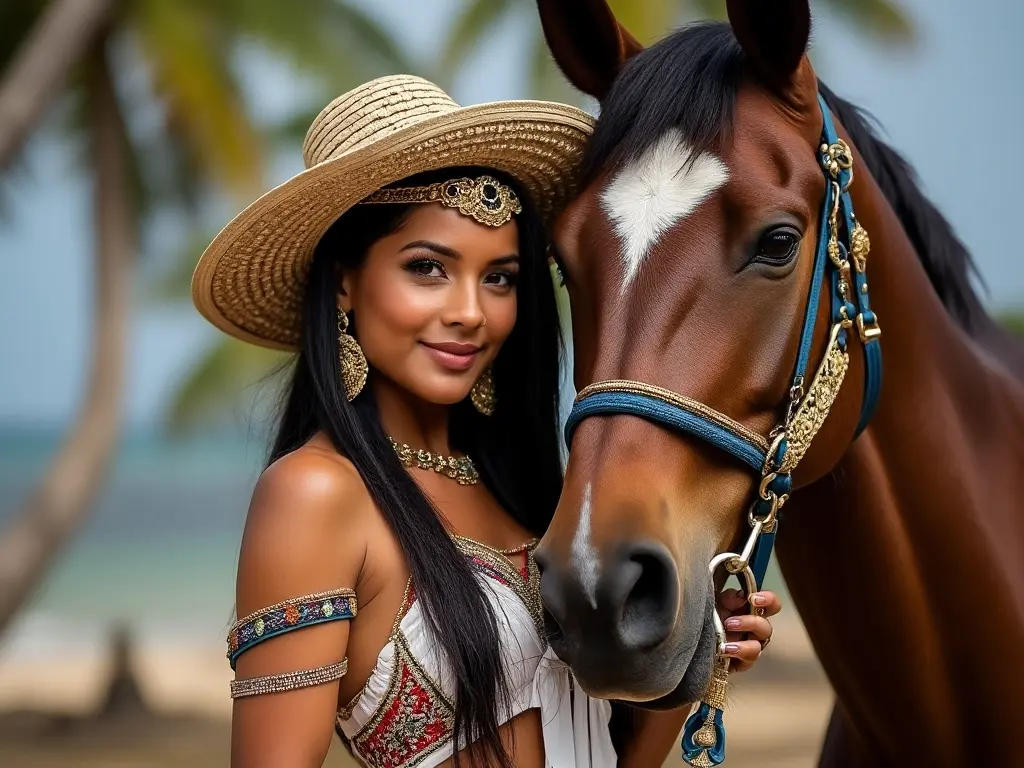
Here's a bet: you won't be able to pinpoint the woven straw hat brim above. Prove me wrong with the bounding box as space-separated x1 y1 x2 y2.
191 101 595 351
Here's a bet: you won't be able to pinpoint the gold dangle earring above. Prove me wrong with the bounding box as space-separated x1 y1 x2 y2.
337 309 368 401
470 367 496 416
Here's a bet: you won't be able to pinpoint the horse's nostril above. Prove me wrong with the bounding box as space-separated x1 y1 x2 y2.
618 544 678 650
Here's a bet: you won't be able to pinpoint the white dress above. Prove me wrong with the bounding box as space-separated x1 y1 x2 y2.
336 537 617 768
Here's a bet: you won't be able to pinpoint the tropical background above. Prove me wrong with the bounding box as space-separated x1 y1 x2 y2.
0 0 1021 765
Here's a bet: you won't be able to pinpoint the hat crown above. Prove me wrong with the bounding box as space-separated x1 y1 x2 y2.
302 75 460 169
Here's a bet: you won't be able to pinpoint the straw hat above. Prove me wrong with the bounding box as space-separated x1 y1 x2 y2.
191 75 595 350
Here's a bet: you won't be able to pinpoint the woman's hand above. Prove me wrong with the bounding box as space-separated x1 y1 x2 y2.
715 589 782 672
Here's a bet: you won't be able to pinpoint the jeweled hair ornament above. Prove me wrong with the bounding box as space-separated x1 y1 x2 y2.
361 175 522 227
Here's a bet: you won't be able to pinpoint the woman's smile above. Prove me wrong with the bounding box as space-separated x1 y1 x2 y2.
419 340 484 372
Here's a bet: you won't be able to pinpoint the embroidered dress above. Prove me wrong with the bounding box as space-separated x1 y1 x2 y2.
336 538 616 768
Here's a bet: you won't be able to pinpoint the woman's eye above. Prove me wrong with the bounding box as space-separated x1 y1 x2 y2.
408 259 445 278
752 227 801 266
484 271 517 288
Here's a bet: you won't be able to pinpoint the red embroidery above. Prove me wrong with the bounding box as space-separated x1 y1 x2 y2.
348 544 540 766
353 639 454 768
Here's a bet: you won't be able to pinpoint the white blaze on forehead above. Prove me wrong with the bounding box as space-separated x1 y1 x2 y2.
571 482 599 608
600 128 729 293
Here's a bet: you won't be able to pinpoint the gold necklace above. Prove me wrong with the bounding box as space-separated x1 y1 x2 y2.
388 437 479 486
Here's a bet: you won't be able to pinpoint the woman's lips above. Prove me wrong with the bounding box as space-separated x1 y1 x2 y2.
420 341 482 372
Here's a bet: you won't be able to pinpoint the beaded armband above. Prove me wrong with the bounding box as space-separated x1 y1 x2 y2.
230 659 348 698
227 588 357 668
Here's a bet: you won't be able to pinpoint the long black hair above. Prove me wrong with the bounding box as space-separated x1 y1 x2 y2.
268 166 564 766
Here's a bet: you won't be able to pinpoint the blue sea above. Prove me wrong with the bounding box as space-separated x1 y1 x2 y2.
0 426 788 661
0 428 267 658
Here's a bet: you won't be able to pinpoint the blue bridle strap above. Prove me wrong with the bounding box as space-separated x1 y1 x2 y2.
564 392 768 473
820 94 883 433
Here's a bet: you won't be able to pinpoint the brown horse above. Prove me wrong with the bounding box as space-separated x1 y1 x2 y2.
532 0 1024 765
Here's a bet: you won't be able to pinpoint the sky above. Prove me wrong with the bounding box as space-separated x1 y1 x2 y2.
1 0 1022 427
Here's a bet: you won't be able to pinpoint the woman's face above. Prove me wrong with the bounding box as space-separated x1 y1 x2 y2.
340 204 520 406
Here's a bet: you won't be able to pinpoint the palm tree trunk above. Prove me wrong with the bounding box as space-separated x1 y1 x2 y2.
0 32 134 637
0 0 113 169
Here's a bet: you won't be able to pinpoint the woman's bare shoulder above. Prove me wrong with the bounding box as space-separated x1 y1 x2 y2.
253 440 372 524
237 439 374 614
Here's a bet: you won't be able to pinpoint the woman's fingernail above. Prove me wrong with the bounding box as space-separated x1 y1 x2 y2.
752 594 767 606
723 643 741 655
724 617 741 629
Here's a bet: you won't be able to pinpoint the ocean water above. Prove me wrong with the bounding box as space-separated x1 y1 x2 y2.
0 429 268 659
0 426 788 663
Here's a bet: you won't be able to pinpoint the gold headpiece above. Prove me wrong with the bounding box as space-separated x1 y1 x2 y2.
360 175 522 227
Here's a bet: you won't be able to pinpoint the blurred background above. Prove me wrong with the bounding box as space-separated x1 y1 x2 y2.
0 0 1021 765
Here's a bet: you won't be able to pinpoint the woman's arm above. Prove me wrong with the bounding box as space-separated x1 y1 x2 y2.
617 590 782 768
230 449 373 768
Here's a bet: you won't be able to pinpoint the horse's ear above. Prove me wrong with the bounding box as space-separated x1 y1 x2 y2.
726 0 816 106
536 0 644 101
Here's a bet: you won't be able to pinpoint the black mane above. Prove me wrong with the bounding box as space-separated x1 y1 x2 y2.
583 22 987 333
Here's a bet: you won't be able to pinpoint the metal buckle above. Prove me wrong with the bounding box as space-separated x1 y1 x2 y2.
856 313 882 342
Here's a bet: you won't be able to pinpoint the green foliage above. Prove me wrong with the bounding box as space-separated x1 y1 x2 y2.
999 310 1024 337
167 336 290 432
2 0 416 433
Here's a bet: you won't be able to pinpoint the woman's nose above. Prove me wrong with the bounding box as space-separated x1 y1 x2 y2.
442 283 486 329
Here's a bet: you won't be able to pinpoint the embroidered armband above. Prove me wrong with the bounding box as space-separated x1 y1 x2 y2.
230 659 348 698
227 588 357 668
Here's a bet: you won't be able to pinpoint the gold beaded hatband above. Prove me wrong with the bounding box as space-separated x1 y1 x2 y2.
192 75 594 351
361 175 522 227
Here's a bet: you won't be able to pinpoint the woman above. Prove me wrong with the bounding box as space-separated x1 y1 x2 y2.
193 75 780 768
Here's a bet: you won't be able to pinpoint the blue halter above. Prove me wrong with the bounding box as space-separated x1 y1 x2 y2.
562 94 883 767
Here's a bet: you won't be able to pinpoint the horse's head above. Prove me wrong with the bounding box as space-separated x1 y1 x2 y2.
535 0 873 706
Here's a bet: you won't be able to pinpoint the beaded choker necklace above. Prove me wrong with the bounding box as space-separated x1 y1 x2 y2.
389 437 479 486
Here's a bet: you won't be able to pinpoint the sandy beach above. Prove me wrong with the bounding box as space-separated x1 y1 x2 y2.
0 612 832 767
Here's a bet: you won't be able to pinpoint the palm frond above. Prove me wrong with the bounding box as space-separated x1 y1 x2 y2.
167 336 290 431
131 0 264 198
201 0 414 88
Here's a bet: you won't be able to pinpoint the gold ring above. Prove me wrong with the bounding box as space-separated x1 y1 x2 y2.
760 633 772 650
755 606 765 617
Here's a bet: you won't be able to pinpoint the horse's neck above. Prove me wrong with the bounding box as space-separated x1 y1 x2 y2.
776 173 1024 766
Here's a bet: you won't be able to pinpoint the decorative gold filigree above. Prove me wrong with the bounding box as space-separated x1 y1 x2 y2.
820 139 853 181
850 220 870 273
779 324 850 475
469 367 496 415
338 310 368 401
389 438 479 485
362 175 522 227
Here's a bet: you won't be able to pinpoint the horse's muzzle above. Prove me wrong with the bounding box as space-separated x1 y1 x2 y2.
535 539 683 698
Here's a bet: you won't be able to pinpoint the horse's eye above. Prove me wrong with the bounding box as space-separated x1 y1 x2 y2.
752 226 801 266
